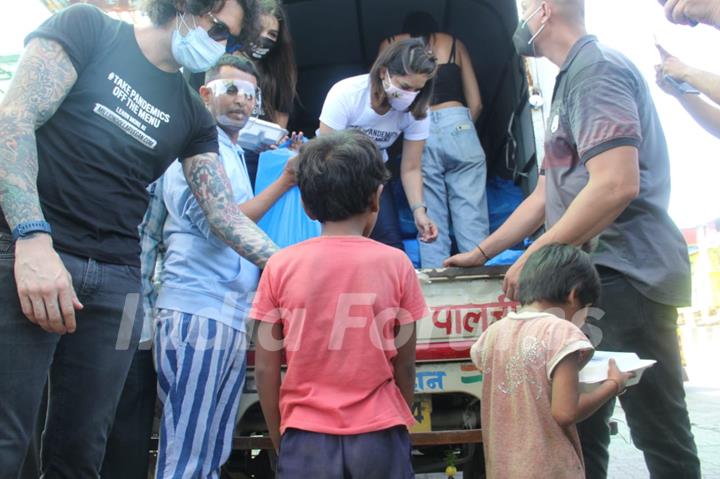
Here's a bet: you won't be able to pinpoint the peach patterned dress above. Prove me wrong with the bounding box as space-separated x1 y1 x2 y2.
471 311 594 479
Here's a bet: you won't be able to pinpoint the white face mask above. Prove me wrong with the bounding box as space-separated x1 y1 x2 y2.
171 13 226 73
383 74 420 112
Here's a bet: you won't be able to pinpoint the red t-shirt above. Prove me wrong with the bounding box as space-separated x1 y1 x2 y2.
250 236 428 435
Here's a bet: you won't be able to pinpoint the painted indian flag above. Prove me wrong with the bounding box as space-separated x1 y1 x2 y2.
460 363 482 384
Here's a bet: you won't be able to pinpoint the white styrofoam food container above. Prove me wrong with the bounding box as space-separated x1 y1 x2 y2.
237 118 288 151
579 351 656 392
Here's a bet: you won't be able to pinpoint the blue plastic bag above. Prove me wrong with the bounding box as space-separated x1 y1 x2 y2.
255 148 321 248
487 176 525 234
486 249 524 266
403 239 421 268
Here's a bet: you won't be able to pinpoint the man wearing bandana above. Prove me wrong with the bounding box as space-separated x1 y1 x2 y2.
445 1 701 478
141 55 294 478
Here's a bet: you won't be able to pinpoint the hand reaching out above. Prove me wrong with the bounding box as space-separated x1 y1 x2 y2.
606 358 635 396
654 44 694 96
414 209 438 243
281 155 298 187
658 0 720 26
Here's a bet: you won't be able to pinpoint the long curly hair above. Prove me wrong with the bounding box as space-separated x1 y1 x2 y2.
143 0 261 42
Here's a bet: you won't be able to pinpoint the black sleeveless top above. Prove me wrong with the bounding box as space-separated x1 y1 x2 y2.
387 35 466 106
432 37 465 106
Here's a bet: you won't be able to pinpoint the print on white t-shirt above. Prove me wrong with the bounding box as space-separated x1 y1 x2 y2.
319 74 430 161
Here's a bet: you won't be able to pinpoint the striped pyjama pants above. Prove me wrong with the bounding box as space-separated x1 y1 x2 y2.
153 309 247 479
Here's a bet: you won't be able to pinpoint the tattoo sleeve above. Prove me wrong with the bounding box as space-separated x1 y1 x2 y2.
0 38 78 229
183 152 279 267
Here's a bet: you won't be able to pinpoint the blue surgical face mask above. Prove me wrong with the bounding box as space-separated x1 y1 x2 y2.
171 13 226 73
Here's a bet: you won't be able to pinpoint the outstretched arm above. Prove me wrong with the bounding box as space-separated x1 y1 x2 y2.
552 356 633 428
0 38 82 334
182 153 279 267
239 155 296 223
674 95 720 139
502 146 639 299
401 139 438 243
657 44 720 105
444 176 546 268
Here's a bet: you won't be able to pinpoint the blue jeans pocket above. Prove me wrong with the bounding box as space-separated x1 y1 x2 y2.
450 122 484 162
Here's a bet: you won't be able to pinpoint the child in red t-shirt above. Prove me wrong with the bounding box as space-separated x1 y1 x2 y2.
250 130 427 478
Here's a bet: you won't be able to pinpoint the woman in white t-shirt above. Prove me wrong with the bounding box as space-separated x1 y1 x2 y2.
318 38 439 249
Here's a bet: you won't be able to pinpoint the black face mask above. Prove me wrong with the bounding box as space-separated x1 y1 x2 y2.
512 4 546 57
225 35 244 54
246 37 276 60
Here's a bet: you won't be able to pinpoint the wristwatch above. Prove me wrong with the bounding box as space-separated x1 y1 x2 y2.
410 203 427 214
12 220 52 241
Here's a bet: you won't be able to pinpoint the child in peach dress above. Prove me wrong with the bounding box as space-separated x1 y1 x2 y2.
471 244 633 479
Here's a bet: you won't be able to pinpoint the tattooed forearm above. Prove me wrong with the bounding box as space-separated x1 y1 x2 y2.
183 152 279 267
0 38 77 229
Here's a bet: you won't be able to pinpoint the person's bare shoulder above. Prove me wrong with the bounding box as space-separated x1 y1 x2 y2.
427 33 454 62
433 32 454 44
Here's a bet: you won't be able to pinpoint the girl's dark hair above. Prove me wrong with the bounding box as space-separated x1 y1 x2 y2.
297 130 390 223
253 0 297 122
518 244 600 307
370 38 437 120
144 0 261 42
401 11 440 44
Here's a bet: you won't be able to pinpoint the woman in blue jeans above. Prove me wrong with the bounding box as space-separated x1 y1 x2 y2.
380 11 489 268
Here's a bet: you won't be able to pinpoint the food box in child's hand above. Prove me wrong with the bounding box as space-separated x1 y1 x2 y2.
579 351 656 393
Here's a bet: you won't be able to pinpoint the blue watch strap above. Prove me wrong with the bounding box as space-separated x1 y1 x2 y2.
11 220 52 241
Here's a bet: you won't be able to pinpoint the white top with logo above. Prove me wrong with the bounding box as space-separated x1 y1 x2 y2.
319 74 430 161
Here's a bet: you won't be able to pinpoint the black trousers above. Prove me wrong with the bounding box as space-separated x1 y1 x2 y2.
577 267 701 479
21 349 157 479
100 347 157 479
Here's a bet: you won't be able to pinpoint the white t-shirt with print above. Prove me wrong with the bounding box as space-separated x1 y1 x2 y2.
319 74 430 161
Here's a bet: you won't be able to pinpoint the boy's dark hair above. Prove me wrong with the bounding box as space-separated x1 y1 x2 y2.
296 130 390 223
205 54 260 83
518 243 600 307
143 0 260 42
370 38 437 120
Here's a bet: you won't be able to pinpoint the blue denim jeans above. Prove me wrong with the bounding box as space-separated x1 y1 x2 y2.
420 107 489 268
577 267 700 479
0 231 142 478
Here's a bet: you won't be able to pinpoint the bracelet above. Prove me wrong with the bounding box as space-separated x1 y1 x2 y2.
410 203 427 214
606 378 625 396
476 245 490 262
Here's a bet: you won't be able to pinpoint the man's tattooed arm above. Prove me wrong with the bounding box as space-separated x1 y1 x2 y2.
1 38 83 334
0 38 77 229
183 153 279 268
